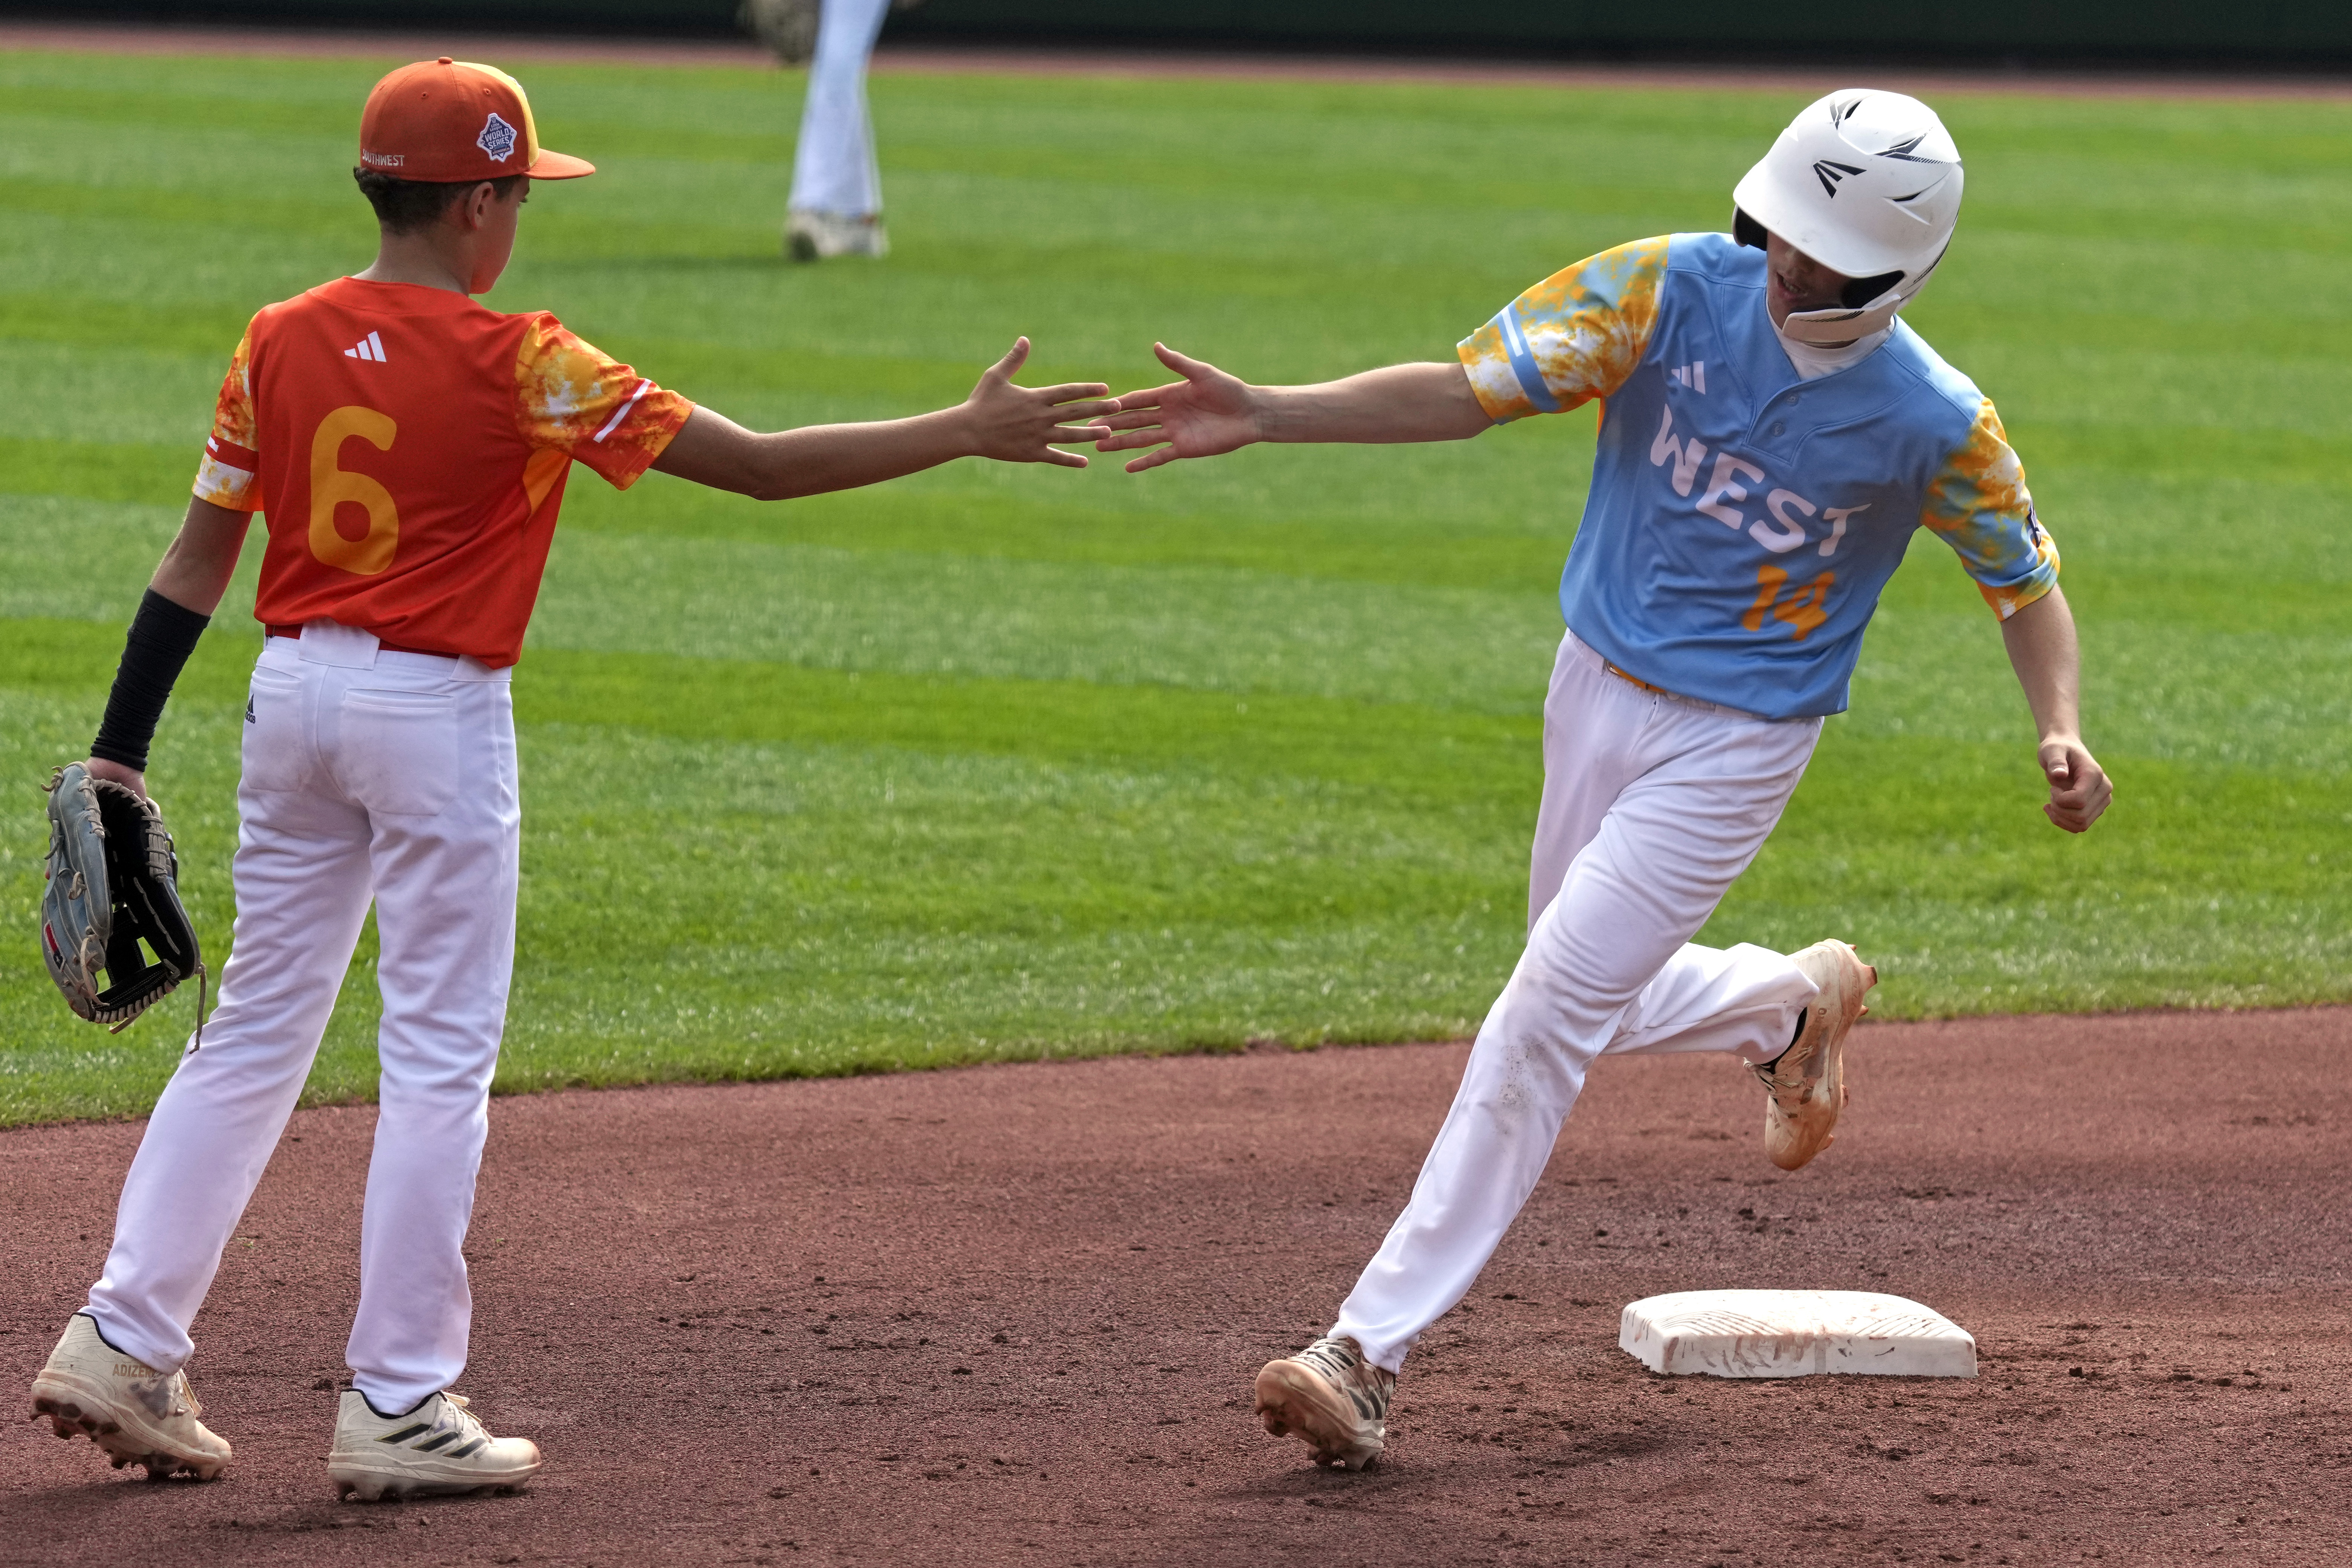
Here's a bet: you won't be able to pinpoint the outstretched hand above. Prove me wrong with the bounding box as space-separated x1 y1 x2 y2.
1093 344 1261 473
2039 738 2111 833
963 338 1114 468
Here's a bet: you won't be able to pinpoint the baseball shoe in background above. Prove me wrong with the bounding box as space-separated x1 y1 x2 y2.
327 1389 542 1501
28 1312 232 1479
1756 938 1879 1171
1253 1333 1393 1470
786 208 889 261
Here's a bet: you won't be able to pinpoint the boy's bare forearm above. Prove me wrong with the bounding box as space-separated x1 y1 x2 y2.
1251 362 1493 445
2000 584 2111 833
652 405 976 500
746 409 980 500
1998 584 2083 743
1094 347 1487 472
653 341 1109 499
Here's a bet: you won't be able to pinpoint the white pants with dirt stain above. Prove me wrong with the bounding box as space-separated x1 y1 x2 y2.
85 624 519 1413
789 0 892 217
1330 631 1826 1373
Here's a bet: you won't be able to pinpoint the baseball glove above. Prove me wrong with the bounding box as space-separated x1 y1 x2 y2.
739 0 820 64
738 0 926 66
41 763 206 1040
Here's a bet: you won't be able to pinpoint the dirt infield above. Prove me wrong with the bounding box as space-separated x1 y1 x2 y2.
4 1008 2349 1565
4 21 2350 101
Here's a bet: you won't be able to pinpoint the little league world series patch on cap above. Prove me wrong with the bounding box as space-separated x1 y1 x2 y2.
359 57 595 183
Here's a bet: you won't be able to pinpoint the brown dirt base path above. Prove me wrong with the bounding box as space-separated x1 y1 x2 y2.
4 1009 2350 1565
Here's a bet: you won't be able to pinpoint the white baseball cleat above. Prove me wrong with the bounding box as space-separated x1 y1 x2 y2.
28 1313 232 1480
1253 1334 1393 1471
1756 938 1878 1171
784 208 889 261
328 1389 541 1502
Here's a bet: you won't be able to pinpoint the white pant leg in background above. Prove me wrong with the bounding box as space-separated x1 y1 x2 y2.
788 0 892 217
87 626 520 1413
1331 631 1823 1372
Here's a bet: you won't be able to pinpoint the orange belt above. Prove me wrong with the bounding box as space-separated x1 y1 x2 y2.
1598 656 1771 722
1602 660 1670 697
266 624 448 659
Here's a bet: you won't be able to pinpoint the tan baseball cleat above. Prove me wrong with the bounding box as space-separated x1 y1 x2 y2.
28 1313 232 1479
328 1389 541 1502
1756 939 1879 1171
1253 1334 1394 1471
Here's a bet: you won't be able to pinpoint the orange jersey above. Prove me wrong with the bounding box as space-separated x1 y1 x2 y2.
194 277 692 666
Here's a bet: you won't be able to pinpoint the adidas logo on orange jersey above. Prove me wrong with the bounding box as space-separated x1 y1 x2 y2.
343 331 388 363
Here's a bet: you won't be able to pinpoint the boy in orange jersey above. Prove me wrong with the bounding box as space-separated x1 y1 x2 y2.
27 58 1111 1501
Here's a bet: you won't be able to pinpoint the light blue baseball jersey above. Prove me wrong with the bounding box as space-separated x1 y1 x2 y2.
1458 232 2058 719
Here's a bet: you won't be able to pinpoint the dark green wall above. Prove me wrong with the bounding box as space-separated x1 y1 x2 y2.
19 1 2352 61
894 0 2352 58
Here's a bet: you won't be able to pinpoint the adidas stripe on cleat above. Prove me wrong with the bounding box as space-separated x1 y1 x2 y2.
1253 1334 1393 1471
327 1388 541 1502
27 1313 232 1480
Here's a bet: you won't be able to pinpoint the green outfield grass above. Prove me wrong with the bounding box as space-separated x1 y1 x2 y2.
1 50 2346 1124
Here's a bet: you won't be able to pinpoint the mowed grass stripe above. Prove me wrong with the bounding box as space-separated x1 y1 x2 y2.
0 437 191 506
0 619 1539 799
0 431 1583 595
15 422 2349 631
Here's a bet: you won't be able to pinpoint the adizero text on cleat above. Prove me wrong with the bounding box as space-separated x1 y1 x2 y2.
1756 938 1879 1171
26 1313 231 1480
1253 1334 1393 1471
327 1389 541 1501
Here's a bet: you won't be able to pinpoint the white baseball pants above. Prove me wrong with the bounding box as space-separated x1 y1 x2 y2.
788 0 892 217
1331 631 1825 1372
86 624 520 1413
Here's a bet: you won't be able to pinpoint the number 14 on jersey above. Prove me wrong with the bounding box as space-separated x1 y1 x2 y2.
1743 564 1832 641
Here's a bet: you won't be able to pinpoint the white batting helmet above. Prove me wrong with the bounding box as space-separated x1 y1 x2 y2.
1732 90 1964 345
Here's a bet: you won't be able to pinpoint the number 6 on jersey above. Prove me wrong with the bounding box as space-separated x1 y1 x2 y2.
308 405 399 575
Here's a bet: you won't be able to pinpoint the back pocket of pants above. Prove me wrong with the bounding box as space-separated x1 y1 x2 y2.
241 665 310 793
338 689 460 818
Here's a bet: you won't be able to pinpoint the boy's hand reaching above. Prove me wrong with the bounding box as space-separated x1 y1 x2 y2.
962 338 1115 468
1093 344 1261 472
651 338 1113 499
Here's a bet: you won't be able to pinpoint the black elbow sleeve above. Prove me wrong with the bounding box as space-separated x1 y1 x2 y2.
89 589 213 773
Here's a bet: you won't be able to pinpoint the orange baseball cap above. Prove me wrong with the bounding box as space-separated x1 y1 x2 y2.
359 58 594 183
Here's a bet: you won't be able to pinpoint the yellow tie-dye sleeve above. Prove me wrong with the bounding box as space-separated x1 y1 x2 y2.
1456 237 1669 423
1921 398 2060 620
193 327 263 511
514 316 695 491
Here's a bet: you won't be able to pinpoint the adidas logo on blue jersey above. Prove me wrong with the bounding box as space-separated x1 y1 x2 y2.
1669 362 1707 393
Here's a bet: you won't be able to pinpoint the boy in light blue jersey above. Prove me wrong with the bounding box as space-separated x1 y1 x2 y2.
1096 89 2111 1471
1463 230 2057 720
